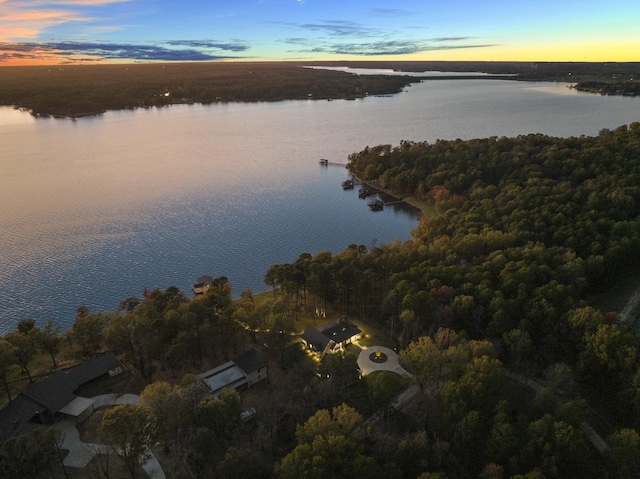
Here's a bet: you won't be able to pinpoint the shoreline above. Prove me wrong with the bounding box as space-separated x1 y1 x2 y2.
350 172 434 217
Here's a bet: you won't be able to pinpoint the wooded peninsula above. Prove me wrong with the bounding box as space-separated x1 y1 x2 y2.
3 116 640 477
0 61 639 117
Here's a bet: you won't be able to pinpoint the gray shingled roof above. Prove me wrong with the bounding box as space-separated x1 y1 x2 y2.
67 352 122 386
301 325 331 352
318 317 361 345
0 352 124 444
0 395 46 443
233 348 267 375
24 352 123 412
24 371 78 412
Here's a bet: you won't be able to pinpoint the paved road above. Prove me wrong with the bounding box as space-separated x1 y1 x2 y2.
54 393 166 479
354 344 420 427
618 286 640 329
508 373 610 454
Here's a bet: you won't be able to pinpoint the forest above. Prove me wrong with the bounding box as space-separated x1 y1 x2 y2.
2 125 640 478
1 61 639 117
575 81 640 97
0 62 414 117
308 60 640 83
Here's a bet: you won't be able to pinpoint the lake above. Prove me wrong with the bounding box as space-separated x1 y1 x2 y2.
1 72 639 333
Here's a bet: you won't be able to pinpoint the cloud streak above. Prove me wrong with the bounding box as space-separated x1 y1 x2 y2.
1 3 90 41
164 40 248 52
283 35 496 57
276 20 386 38
0 0 132 43
277 19 496 57
7 0 129 7
0 39 249 63
370 8 414 16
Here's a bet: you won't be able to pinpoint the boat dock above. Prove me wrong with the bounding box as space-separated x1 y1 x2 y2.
319 159 348 167
354 176 405 205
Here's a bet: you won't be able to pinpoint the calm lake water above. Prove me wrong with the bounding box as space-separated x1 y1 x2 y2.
1 71 639 333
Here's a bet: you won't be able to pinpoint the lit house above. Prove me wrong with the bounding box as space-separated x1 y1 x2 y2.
301 317 361 358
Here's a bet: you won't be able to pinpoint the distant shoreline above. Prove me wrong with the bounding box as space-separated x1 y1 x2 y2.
2 61 638 119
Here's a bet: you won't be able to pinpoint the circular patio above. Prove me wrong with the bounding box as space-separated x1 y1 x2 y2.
357 346 411 378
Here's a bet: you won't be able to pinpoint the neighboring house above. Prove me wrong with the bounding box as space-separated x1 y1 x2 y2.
192 275 214 295
301 317 362 358
200 348 268 397
0 352 124 444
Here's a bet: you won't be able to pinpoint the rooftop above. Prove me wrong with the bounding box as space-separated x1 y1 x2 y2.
318 317 361 345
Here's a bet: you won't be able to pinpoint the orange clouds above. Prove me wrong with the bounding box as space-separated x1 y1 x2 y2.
0 0 128 42
2 10 85 23
18 0 128 5
0 0 108 65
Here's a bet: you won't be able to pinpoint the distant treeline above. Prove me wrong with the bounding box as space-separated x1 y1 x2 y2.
315 60 640 82
1 61 639 118
0 62 413 118
575 80 640 97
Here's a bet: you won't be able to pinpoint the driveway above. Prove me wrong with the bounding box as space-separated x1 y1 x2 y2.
356 345 411 378
54 393 166 479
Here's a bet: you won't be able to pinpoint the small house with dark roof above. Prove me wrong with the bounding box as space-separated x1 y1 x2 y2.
23 371 79 424
233 348 268 387
0 352 124 444
0 395 47 444
200 348 268 397
66 351 123 387
192 275 215 295
301 317 362 358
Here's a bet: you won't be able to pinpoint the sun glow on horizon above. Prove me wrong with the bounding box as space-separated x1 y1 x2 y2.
1 0 639 65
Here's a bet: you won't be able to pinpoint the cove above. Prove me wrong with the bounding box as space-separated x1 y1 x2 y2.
1 75 639 333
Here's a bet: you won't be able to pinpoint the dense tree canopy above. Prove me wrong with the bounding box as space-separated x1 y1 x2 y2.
0 63 414 117
4 123 640 477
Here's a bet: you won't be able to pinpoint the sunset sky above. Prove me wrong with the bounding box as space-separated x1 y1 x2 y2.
1 0 639 65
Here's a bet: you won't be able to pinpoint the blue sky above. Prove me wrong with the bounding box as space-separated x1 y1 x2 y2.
1 0 638 65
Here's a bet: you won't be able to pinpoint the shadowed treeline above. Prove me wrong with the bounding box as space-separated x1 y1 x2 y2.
1 61 639 118
0 62 414 118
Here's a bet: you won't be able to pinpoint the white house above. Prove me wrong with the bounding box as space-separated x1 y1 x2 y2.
200 348 268 397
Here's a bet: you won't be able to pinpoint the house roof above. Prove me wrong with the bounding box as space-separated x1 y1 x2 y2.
0 352 124 445
301 325 331 351
192 275 215 294
24 352 123 412
24 371 78 412
0 394 46 443
201 364 247 396
232 348 266 375
59 396 95 418
66 352 123 386
199 349 266 396
196 275 214 285
319 317 361 345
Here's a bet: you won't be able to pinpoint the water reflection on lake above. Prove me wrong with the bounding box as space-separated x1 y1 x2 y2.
1 75 639 332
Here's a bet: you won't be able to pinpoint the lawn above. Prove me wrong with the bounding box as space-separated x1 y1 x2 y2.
249 290 398 351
